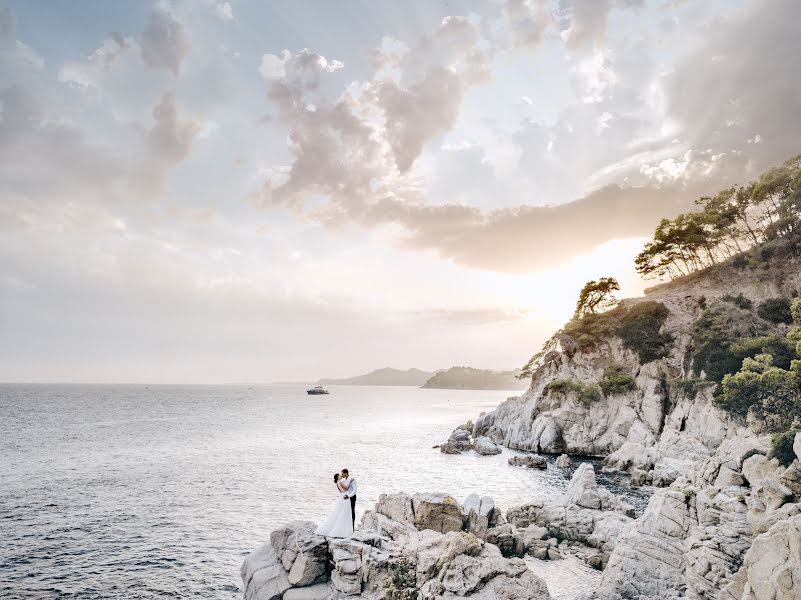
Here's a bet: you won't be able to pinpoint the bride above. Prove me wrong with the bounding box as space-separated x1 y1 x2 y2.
314 473 354 538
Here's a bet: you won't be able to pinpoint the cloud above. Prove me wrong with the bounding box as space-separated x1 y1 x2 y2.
140 6 190 74
259 48 343 82
259 16 491 213
132 92 202 194
504 0 551 50
214 2 233 21
58 33 132 90
657 0 801 179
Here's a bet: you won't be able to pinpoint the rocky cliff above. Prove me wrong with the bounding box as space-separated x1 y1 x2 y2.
440 250 801 599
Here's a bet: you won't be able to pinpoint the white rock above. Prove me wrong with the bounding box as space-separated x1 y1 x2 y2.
725 514 801 600
474 436 502 456
555 453 573 469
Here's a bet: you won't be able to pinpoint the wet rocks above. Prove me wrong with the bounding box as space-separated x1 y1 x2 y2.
508 454 547 469
555 453 573 469
440 427 473 454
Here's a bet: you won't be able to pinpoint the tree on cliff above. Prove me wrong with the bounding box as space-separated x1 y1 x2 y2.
573 277 620 319
636 154 801 280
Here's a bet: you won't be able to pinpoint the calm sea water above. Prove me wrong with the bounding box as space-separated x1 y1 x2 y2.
0 384 648 599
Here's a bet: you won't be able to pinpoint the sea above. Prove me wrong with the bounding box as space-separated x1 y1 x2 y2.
0 384 651 599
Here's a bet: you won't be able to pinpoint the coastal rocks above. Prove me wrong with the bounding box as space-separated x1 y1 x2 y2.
440 427 473 454
504 464 633 569
242 493 553 600
474 436 502 456
508 454 547 469
724 514 801 600
269 521 328 587
241 543 292 600
593 490 692 599
555 453 573 469
412 493 464 534
564 464 616 511
462 494 502 539
486 524 525 557
419 548 551 600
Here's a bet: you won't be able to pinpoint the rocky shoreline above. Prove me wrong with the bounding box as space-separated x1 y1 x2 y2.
243 260 801 599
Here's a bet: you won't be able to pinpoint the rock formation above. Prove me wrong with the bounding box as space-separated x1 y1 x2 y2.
242 493 551 600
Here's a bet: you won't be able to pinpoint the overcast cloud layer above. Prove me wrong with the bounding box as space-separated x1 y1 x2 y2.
0 0 799 382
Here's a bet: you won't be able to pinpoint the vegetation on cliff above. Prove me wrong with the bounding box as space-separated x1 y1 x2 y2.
635 154 801 280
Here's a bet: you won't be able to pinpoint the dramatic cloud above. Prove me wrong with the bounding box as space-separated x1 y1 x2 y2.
140 6 190 74
657 0 801 179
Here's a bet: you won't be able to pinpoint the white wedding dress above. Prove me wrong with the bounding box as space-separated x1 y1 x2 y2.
314 487 354 538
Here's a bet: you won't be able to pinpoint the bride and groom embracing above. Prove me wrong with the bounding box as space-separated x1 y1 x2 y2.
314 468 358 538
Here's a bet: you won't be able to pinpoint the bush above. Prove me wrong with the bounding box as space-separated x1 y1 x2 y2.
599 364 636 396
616 301 674 364
721 293 753 310
563 306 626 350
545 378 601 403
769 429 801 467
692 301 764 382
730 334 797 370
757 297 793 324
385 560 418 600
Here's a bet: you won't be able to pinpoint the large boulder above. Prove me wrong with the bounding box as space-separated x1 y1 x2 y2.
462 494 499 539
555 453 573 469
564 463 616 511
419 545 551 599
441 428 473 454
375 492 414 526
486 524 525 558
267 521 328 587
594 490 692 599
725 514 801 600
474 436 502 456
241 543 292 600
412 493 464 534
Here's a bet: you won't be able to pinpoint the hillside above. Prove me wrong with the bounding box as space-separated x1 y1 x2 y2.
443 230 801 599
421 366 525 390
316 367 433 386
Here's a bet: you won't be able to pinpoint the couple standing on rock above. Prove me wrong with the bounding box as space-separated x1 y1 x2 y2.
314 468 358 538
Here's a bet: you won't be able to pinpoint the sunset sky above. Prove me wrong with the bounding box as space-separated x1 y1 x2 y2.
1 0 799 383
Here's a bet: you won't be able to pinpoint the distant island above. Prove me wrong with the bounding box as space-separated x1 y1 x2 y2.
315 366 525 390
421 366 525 390
316 367 433 386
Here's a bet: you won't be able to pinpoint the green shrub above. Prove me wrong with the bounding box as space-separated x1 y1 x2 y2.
385 560 418 600
730 334 797 370
769 429 801 467
691 301 765 382
545 379 601 403
616 301 674 364
719 355 801 430
721 293 753 310
599 364 636 396
563 307 625 350
757 297 793 324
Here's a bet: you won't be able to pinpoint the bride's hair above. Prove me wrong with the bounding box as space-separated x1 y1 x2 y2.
333 473 340 483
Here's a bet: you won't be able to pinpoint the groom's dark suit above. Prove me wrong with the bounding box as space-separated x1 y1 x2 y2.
342 476 358 527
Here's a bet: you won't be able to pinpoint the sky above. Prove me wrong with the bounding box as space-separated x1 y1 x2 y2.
1 0 799 384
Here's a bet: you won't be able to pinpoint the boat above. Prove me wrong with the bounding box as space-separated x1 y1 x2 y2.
307 385 330 395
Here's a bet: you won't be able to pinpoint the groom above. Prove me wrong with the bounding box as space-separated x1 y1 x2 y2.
340 468 357 528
